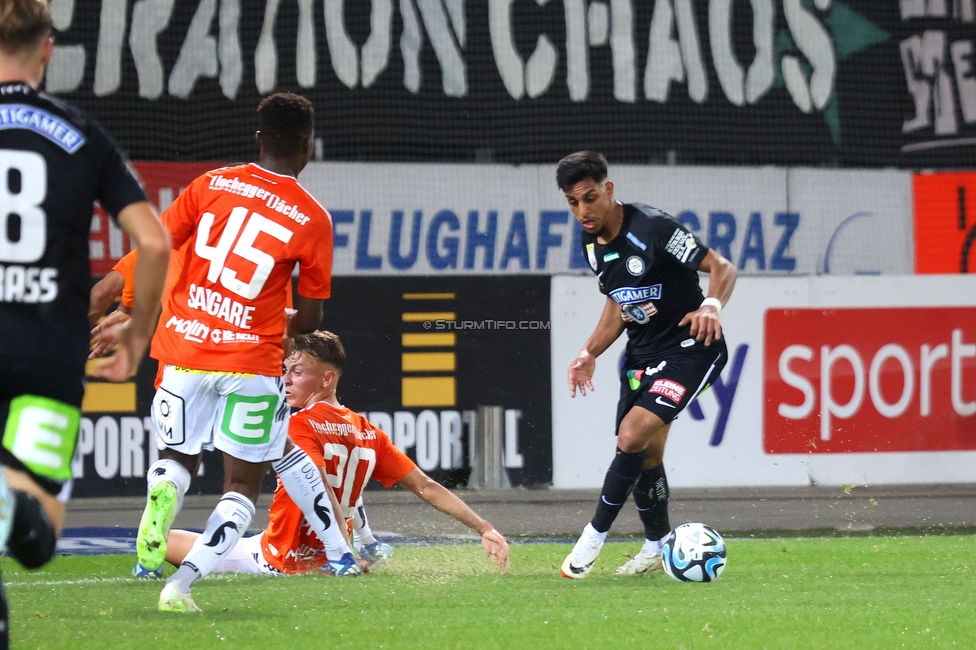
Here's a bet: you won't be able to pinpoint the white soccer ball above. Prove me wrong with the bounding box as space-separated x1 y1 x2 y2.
661 522 727 582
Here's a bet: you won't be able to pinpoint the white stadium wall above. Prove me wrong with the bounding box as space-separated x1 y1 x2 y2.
551 275 976 489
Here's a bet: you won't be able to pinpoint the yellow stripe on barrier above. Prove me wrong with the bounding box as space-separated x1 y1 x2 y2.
402 333 456 347
402 352 456 372
402 293 456 300
402 312 456 322
402 377 455 407
82 382 137 413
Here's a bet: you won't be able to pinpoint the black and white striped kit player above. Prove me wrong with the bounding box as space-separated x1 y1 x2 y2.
0 7 168 643
557 151 737 582
580 203 727 426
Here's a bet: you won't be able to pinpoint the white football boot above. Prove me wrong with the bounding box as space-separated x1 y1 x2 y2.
561 524 605 579
616 540 663 575
158 582 201 613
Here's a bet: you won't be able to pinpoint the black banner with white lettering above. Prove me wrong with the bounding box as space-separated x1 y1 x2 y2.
73 275 552 496
41 1 973 168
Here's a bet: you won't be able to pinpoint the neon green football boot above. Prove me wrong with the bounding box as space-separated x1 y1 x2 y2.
135 481 178 574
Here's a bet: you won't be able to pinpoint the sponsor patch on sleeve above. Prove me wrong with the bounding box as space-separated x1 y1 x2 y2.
665 229 699 263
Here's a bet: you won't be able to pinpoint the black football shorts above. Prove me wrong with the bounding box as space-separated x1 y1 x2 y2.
0 355 85 496
615 338 728 429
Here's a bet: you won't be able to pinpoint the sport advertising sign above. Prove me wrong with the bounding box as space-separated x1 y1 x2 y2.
764 308 976 453
551 275 976 489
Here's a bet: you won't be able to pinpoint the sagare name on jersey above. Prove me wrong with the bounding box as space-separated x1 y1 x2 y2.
184 283 256 329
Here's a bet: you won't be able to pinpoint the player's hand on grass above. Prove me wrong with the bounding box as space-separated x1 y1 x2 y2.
89 311 131 359
679 304 722 346
90 320 150 381
568 350 596 397
481 528 510 571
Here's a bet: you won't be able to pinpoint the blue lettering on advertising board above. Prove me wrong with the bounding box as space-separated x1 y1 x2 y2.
330 210 800 273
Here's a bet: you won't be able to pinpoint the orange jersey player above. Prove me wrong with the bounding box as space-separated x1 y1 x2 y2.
163 331 511 577
134 94 362 614
150 160 329 375
89 246 293 388
260 395 416 573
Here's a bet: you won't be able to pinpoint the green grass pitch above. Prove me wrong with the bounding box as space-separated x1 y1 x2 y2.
5 536 975 649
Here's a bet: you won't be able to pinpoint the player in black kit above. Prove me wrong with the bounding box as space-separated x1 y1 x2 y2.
556 151 737 579
0 0 169 644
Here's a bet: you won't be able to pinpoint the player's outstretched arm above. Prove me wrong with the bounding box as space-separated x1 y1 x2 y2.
678 249 737 346
92 202 169 380
568 296 625 398
397 468 510 570
88 270 125 327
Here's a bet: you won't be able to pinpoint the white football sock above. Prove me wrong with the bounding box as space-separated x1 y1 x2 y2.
352 497 377 546
146 458 192 511
167 492 253 593
643 536 665 555
273 447 352 558
584 522 607 543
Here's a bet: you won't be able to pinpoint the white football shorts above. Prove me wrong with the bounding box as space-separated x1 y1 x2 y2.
151 365 289 463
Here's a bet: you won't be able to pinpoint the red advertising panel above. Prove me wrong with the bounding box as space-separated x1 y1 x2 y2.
764 308 976 454
89 162 222 275
913 171 976 274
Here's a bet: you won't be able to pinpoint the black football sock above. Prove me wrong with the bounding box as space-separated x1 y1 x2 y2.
632 464 671 541
590 448 645 533
7 490 57 570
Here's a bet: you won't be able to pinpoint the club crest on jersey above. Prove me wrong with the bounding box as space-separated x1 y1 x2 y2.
621 302 657 324
665 229 698 263
626 256 645 275
609 285 662 305
586 243 597 270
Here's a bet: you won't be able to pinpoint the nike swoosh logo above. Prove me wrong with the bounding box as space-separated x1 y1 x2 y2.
655 396 677 408
569 559 596 574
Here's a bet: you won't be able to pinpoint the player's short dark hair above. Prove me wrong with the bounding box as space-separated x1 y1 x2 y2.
555 151 609 191
0 0 52 52
256 93 314 158
294 331 345 375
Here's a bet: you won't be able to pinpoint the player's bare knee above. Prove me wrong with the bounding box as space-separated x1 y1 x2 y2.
616 428 647 453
